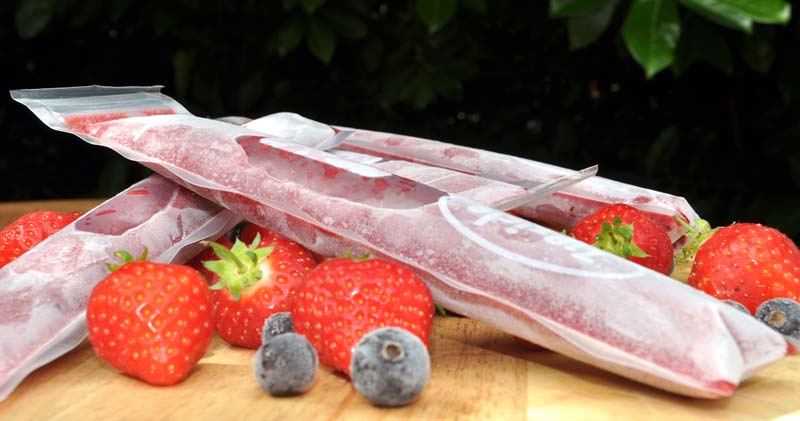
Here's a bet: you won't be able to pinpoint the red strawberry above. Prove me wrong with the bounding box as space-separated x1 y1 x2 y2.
86 252 214 386
571 204 673 274
0 210 82 269
203 224 316 349
292 256 434 376
687 222 800 314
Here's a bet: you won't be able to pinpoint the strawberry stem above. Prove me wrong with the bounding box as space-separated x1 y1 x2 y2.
673 216 717 263
106 247 149 272
593 216 649 259
342 249 371 261
203 233 274 301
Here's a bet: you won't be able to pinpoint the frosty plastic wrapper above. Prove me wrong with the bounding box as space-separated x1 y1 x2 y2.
245 112 698 242
13 86 795 399
0 175 239 401
335 128 701 242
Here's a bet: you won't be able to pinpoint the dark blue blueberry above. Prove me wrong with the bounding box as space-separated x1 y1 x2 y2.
254 333 317 396
225 220 248 242
262 312 294 344
350 327 430 407
755 298 800 339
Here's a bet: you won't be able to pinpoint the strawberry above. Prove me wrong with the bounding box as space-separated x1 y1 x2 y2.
203 224 316 349
0 210 82 269
292 256 434 376
686 222 800 314
571 203 673 274
86 251 214 386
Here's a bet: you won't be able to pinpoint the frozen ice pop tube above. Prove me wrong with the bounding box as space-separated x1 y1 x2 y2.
0 174 239 401
12 86 794 398
244 113 699 243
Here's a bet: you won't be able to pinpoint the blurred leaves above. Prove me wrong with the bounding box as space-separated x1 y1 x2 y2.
14 0 795 106
622 0 681 78
323 9 367 39
550 0 791 77
679 0 790 32
566 2 617 50
738 26 776 74
673 14 732 75
6 0 800 241
416 0 459 33
273 18 305 56
15 0 57 39
307 16 336 63
461 0 487 14
549 0 612 17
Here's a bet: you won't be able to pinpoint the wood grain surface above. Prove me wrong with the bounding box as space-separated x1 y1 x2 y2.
1 199 799 420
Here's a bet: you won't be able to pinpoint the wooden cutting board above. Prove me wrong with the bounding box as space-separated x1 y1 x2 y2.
1 200 799 420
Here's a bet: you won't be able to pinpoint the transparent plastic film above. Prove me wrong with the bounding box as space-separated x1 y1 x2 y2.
12 86 793 399
0 175 239 401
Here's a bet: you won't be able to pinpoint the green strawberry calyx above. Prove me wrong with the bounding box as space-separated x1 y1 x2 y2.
674 216 718 263
593 216 650 259
203 233 274 301
342 249 371 261
106 248 149 272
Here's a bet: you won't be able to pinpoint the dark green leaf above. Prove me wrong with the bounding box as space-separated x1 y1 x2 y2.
549 0 613 17
723 0 790 24
622 0 681 78
274 17 305 56
462 0 488 14
673 15 732 75
307 17 336 63
677 0 752 32
15 0 55 39
323 9 367 40
300 0 327 14
416 0 459 33
738 26 775 74
566 1 617 50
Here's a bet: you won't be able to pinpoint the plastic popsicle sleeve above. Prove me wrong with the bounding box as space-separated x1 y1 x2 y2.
240 112 699 243
241 114 600 212
332 128 699 243
11 86 795 399
0 175 240 402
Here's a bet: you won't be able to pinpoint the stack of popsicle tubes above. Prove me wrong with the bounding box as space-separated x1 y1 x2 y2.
2 86 793 401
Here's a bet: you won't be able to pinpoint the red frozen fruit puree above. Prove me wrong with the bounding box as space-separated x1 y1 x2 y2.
64 108 175 134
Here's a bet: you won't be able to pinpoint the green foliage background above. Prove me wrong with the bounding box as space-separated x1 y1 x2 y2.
2 0 799 241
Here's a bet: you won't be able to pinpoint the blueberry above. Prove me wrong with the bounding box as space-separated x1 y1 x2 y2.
755 298 800 339
350 327 430 407
225 221 248 242
722 299 750 315
254 333 318 396
262 312 294 344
